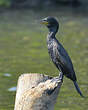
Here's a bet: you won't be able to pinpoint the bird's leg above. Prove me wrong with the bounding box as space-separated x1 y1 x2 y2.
59 72 64 82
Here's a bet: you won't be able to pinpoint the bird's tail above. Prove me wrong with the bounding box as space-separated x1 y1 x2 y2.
73 81 84 98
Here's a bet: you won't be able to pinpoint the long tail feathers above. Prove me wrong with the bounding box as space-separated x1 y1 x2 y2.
73 81 84 98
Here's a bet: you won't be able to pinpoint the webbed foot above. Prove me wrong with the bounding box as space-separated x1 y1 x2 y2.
51 77 60 82
51 72 63 83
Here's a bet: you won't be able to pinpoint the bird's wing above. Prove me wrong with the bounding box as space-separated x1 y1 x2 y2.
55 41 74 72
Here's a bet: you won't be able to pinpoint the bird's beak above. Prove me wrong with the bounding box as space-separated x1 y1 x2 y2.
40 20 49 26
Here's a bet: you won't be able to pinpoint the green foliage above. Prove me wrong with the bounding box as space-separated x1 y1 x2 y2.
0 0 11 7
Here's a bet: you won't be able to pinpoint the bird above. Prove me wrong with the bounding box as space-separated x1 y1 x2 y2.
41 16 84 97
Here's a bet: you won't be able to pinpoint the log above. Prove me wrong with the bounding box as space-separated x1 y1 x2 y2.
14 73 62 110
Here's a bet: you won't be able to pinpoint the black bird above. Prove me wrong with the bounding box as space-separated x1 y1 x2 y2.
41 16 84 97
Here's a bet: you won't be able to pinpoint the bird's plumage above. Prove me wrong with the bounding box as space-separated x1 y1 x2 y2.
47 32 76 81
41 16 84 97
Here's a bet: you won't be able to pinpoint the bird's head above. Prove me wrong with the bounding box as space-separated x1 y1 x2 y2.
41 17 59 34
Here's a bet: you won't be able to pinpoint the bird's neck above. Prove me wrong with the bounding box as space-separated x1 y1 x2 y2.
47 32 56 44
48 26 58 34
47 32 55 39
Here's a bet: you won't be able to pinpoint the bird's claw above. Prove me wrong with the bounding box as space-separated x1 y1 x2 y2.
50 72 63 83
51 77 60 83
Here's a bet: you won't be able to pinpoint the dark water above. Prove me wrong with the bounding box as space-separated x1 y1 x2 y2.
0 8 88 110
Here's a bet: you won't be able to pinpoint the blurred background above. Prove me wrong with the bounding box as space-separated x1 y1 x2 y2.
0 0 88 110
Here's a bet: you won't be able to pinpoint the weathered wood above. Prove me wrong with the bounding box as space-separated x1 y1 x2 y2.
14 73 62 110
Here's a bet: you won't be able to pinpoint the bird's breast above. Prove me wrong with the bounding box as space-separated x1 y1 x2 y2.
47 40 59 62
47 41 53 55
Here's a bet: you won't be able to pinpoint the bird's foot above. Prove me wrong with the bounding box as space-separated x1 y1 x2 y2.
51 77 60 83
50 72 63 83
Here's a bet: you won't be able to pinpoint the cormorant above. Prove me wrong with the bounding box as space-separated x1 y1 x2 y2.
41 16 84 97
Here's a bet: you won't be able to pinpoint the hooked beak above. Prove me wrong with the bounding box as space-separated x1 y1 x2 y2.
40 19 49 26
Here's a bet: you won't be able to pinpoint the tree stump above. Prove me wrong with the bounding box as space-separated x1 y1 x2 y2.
14 73 62 110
